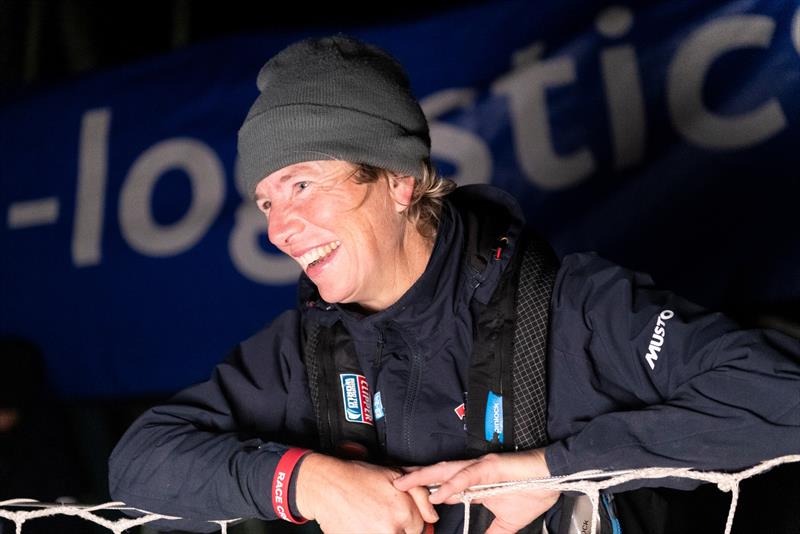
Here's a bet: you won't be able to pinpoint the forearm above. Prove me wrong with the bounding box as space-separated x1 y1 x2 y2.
548 254 800 487
545 383 799 492
108 406 289 525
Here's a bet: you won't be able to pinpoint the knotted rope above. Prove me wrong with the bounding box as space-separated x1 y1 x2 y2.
2 455 799 534
0 500 237 534
457 454 800 534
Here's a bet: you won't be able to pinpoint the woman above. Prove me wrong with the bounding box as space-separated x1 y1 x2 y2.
110 35 800 534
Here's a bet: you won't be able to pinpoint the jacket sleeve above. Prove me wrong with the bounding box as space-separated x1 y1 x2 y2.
108 310 315 532
543 253 800 486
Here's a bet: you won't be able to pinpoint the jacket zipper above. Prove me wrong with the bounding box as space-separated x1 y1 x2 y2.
401 331 424 461
320 329 337 451
374 327 387 450
374 328 385 369
498 312 505 450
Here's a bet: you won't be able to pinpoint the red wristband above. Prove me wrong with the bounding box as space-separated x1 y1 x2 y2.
271 447 310 524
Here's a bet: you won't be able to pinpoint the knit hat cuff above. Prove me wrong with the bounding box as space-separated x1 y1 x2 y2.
238 103 429 198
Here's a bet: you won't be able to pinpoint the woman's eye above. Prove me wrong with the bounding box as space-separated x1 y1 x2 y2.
260 200 271 213
296 181 309 191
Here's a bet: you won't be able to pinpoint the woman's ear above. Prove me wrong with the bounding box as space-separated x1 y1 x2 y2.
387 174 415 213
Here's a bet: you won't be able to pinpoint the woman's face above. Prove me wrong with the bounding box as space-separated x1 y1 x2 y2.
255 160 414 312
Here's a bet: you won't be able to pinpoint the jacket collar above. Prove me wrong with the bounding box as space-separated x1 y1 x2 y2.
299 185 524 337
334 196 464 339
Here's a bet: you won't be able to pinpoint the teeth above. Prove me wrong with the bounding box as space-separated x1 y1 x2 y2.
300 241 340 269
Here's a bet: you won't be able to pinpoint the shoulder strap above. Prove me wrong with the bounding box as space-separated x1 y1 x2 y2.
465 233 521 453
511 231 558 450
464 231 557 534
465 229 558 455
301 316 379 459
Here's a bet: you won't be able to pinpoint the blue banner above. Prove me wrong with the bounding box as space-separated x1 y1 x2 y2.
2 0 799 397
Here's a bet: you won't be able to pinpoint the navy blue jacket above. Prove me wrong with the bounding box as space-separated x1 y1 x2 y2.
108 185 800 533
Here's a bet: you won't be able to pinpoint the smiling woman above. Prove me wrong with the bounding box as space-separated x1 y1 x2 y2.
255 159 435 312
107 33 800 534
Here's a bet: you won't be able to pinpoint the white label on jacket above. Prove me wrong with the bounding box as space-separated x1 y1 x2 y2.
644 309 674 370
340 373 374 425
373 391 384 420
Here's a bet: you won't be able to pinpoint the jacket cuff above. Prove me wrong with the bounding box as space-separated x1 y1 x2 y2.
271 447 311 523
543 440 571 477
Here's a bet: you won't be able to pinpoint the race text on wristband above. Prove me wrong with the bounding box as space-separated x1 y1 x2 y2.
271 447 310 524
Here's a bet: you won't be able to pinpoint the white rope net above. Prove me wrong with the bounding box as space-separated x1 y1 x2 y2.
1 455 798 534
0 501 239 534
457 454 800 534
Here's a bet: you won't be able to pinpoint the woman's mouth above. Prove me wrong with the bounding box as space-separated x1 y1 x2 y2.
299 240 341 273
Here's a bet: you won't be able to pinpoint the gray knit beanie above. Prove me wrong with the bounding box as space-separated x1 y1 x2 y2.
237 35 431 198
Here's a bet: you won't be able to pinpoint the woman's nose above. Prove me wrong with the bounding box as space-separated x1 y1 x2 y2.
266 204 304 246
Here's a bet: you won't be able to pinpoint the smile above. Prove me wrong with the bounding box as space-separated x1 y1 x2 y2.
299 241 341 269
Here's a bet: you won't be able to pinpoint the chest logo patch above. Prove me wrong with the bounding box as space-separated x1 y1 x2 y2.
484 391 504 444
339 373 374 425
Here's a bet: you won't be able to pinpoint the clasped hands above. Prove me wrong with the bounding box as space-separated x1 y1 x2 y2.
295 449 560 534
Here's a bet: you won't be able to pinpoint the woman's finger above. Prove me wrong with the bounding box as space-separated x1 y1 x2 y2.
427 461 492 504
393 459 475 492
407 485 440 524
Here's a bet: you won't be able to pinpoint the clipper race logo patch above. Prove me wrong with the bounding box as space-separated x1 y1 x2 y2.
340 373 374 425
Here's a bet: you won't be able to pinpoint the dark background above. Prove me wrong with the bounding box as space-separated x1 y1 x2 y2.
0 0 491 92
